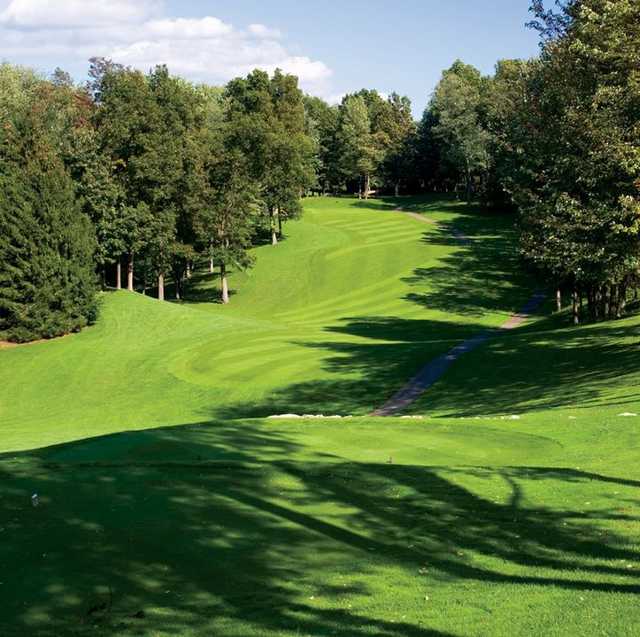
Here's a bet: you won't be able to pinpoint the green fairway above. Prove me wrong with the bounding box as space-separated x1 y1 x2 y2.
1 197 639 636
0 196 530 451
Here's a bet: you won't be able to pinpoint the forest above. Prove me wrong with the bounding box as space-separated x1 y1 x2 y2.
1 0 639 342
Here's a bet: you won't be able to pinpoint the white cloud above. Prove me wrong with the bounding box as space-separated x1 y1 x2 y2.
0 0 159 29
146 17 232 40
0 0 332 93
326 92 346 106
247 23 281 39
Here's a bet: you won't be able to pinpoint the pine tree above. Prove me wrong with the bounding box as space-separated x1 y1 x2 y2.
0 101 96 342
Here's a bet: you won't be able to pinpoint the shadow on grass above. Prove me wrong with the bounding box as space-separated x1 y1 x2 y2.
408 317 640 417
402 209 533 318
166 268 240 305
211 308 640 419
212 317 487 418
1 423 639 635
193 196 640 419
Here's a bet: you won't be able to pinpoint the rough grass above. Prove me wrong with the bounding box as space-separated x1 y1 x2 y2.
1 196 639 636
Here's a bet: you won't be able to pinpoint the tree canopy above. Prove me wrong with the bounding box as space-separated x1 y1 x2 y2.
1 0 639 340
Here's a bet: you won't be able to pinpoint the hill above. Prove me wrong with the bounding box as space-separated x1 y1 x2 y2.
1 196 639 637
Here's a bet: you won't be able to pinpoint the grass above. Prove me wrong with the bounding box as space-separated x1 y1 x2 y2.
1 196 639 636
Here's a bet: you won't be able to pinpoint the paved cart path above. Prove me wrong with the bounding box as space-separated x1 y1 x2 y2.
372 207 545 416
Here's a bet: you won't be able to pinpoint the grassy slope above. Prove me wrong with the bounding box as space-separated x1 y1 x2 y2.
1 196 639 637
0 196 528 450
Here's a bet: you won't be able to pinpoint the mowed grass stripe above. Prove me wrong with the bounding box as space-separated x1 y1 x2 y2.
1 195 527 445
3 196 640 637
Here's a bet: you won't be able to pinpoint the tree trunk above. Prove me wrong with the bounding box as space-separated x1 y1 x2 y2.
127 254 134 292
158 273 165 301
209 257 214 274
394 181 400 197
364 173 370 200
116 260 122 290
465 166 472 204
271 207 278 246
556 287 562 313
220 262 229 304
572 289 579 325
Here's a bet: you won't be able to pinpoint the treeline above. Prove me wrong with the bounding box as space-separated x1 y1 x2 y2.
411 0 640 324
1 0 639 342
0 62 314 341
0 58 421 342
310 2 640 326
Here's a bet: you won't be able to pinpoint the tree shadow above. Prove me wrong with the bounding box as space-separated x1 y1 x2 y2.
408 316 640 416
0 424 458 637
402 213 535 317
171 269 239 305
212 316 487 418
2 423 639 635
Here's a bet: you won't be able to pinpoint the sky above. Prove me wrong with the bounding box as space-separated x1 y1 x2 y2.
0 0 541 116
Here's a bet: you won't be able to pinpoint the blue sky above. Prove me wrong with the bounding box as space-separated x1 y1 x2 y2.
0 0 541 116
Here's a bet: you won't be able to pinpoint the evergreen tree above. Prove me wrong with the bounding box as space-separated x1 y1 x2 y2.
0 84 96 342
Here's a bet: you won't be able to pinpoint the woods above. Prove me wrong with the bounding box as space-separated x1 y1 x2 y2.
1 0 639 341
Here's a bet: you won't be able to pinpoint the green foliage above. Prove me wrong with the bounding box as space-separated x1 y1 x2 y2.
337 94 382 197
225 69 315 240
3 8 639 332
0 97 96 342
508 0 640 320
429 61 491 202
195 146 258 302
303 94 341 193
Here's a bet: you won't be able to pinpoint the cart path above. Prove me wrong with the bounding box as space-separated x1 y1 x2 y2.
373 207 544 416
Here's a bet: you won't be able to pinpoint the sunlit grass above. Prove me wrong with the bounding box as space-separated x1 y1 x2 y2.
1 196 639 636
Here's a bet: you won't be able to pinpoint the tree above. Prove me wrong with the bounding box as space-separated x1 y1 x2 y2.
265 70 315 241
482 58 536 209
0 70 96 342
144 66 205 300
92 63 157 292
225 69 315 245
429 61 491 203
196 148 257 304
66 125 123 288
512 0 640 322
303 95 341 194
376 93 417 196
337 95 381 198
